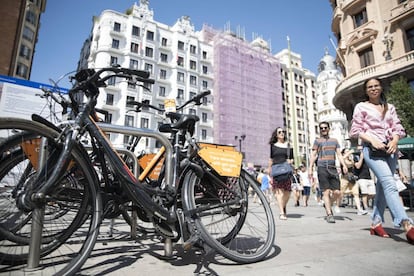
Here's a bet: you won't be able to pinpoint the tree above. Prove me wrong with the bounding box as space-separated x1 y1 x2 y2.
386 77 414 137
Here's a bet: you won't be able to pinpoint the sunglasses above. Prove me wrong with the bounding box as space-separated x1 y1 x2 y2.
320 127 329 130
277 130 286 134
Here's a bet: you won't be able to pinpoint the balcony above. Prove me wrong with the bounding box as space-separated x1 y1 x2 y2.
390 0 414 24
333 50 414 120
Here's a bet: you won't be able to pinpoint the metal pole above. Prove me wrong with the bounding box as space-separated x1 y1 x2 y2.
27 138 48 269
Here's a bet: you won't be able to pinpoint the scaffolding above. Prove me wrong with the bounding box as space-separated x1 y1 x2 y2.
204 26 283 167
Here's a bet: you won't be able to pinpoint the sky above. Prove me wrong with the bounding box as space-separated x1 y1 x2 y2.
31 0 335 88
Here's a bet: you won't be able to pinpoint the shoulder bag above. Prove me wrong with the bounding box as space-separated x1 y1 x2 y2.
271 144 293 178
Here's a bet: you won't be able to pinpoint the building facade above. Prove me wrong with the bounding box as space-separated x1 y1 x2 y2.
330 0 414 120
79 1 214 151
203 27 283 168
316 50 348 149
0 0 46 79
275 49 318 167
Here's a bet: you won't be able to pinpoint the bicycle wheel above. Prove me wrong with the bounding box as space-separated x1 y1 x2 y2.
0 117 102 275
182 168 275 263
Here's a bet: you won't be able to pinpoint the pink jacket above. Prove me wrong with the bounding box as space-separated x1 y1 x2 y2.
350 102 405 142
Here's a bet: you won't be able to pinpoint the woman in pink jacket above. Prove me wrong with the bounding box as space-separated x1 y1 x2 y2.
349 77 413 245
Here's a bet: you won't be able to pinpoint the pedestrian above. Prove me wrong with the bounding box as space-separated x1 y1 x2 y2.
268 127 294 220
298 164 311 207
261 168 272 203
308 121 349 223
291 168 302 207
354 147 376 211
395 168 410 210
253 168 272 203
339 148 367 215
349 77 413 244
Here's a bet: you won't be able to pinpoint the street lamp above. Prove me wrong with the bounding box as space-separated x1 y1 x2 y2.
234 134 246 155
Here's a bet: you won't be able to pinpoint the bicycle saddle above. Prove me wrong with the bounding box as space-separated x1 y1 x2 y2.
159 112 199 135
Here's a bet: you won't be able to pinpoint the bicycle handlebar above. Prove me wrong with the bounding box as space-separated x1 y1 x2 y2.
70 66 154 94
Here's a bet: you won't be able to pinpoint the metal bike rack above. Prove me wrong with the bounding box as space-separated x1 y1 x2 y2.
98 123 174 255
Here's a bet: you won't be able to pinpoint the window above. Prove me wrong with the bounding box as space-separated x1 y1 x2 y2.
353 8 367 28
126 96 135 107
22 27 34 42
25 10 36 25
110 56 118 66
125 115 134 127
131 43 139 53
159 69 167 79
190 92 196 99
106 93 114 105
177 56 184 66
123 135 131 145
202 80 208 89
177 72 185 82
108 76 116 86
190 60 197 70
358 47 374 68
158 104 164 115
406 27 414 51
19 45 31 60
160 53 168 62
178 41 185 50
177 89 184 99
201 129 207 140
146 31 154 41
159 86 166 97
189 109 196 115
190 75 197 86
15 63 28 78
202 112 208 122
143 82 152 92
161 37 168 46
144 63 153 74
112 39 120 49
140 118 149 128
202 96 208 106
113 22 121 32
190 44 197 54
145 47 153 57
132 25 140 36
202 65 208 74
202 51 207 59
129 59 139 69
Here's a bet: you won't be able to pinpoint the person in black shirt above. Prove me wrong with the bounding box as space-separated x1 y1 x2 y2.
354 147 376 212
268 127 294 220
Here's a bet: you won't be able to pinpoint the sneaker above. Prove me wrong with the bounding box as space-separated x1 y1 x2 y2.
404 206 410 211
334 206 341 214
357 210 368 215
326 215 336 223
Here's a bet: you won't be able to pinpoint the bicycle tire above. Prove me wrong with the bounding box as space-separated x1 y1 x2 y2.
182 168 275 263
0 117 102 276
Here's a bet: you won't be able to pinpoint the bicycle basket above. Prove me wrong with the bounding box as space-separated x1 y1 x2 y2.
197 143 242 177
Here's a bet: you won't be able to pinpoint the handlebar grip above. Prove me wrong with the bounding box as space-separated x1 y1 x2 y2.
121 68 150 79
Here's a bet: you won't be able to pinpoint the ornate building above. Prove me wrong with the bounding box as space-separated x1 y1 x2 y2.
316 50 348 148
330 0 414 121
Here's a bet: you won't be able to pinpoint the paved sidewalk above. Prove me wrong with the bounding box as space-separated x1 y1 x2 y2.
3 197 414 276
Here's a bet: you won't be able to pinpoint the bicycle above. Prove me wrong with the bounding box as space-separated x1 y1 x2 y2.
0 66 275 275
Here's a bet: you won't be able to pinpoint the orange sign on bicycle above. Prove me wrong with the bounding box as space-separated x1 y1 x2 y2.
197 143 242 177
